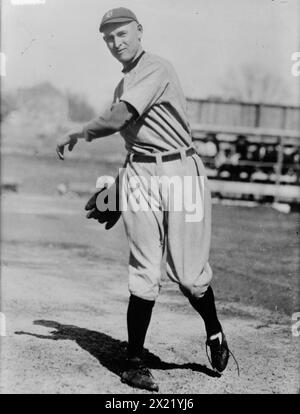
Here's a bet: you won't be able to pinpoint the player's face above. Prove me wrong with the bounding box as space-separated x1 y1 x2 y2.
103 21 143 64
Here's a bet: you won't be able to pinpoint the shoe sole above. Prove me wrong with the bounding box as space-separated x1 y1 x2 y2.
121 377 159 392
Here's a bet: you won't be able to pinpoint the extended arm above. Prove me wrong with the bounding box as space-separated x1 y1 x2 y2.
56 101 138 160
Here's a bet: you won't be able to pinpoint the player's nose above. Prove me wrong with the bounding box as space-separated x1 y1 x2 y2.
114 37 123 49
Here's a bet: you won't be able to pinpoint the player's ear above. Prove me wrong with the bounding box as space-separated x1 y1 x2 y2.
137 24 143 40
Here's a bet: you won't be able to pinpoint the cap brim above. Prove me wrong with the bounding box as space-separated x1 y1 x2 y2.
100 17 136 33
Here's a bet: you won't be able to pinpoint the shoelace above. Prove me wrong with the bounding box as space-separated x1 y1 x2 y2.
206 343 240 377
228 348 240 377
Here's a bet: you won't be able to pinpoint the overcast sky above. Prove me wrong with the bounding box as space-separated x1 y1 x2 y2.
2 0 299 110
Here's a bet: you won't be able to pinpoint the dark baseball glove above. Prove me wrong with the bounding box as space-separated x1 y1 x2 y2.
85 176 121 230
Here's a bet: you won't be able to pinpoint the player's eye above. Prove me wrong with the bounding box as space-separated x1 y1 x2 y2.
103 35 113 43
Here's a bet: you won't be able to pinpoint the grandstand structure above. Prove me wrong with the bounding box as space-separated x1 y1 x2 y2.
188 99 300 205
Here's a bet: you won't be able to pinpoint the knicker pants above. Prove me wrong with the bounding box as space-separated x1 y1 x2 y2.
121 150 213 301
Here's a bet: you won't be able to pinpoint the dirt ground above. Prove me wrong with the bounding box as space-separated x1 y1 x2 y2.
0 152 299 394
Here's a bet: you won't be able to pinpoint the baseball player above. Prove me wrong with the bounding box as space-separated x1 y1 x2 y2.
56 7 234 392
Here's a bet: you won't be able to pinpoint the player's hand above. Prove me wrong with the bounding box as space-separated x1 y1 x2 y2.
56 127 83 160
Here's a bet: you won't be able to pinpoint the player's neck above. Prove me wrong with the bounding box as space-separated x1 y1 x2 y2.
122 46 145 73
133 45 144 61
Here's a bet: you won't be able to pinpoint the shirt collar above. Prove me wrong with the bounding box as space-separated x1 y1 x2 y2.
122 51 145 74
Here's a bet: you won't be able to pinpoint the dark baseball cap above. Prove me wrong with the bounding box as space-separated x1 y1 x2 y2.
99 7 139 33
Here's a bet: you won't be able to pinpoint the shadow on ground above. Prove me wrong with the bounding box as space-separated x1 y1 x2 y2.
15 320 219 381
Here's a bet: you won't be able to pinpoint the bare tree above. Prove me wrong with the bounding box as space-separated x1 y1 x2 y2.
219 63 291 104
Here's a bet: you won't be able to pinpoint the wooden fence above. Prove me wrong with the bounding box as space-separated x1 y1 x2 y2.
187 99 300 131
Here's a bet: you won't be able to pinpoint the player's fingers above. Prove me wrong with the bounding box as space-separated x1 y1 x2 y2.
68 138 78 152
56 145 65 161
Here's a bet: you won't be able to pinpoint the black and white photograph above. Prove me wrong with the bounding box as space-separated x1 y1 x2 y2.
0 0 299 396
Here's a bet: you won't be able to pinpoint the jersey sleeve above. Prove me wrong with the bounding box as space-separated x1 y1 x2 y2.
82 101 138 141
120 62 170 117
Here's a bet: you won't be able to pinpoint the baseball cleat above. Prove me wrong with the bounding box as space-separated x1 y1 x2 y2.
206 332 230 374
121 357 159 392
